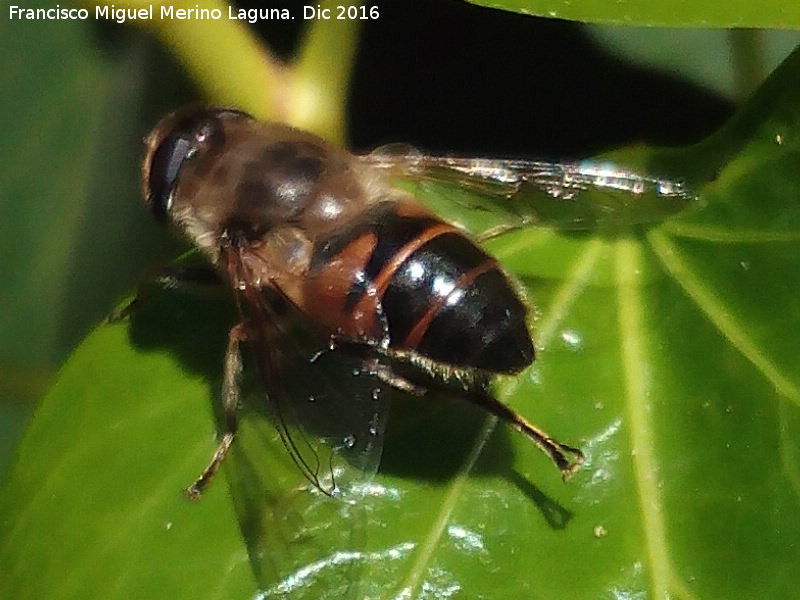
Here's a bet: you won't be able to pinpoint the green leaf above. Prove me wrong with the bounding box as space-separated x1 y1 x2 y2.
470 0 800 28
3 35 800 600
0 0 188 471
0 318 257 599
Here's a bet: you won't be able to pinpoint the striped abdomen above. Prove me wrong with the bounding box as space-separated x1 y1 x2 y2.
306 201 534 374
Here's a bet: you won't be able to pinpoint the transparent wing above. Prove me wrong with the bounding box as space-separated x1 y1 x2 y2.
225 247 389 501
361 144 696 237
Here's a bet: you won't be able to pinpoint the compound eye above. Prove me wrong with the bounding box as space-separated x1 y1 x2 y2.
144 108 252 220
146 130 196 221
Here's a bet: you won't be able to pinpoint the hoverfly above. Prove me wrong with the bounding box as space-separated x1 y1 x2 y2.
140 106 692 499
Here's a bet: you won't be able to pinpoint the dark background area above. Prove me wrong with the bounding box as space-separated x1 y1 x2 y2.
240 0 732 156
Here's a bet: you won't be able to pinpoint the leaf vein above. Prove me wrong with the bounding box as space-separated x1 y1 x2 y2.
499 238 606 400
648 230 800 407
661 222 800 244
615 239 675 600
389 417 496 600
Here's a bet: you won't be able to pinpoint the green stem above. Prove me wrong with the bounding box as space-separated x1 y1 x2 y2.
83 0 362 139
289 0 363 142
83 0 287 119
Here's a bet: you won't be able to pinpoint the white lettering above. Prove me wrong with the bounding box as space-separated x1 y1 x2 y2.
162 5 220 20
10 5 89 19
96 5 152 24
230 6 289 23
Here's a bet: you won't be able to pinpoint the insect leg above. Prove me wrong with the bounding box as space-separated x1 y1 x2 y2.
107 265 221 322
371 362 427 395
315 335 428 394
185 322 247 499
369 352 583 478
465 389 584 479
322 335 582 477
